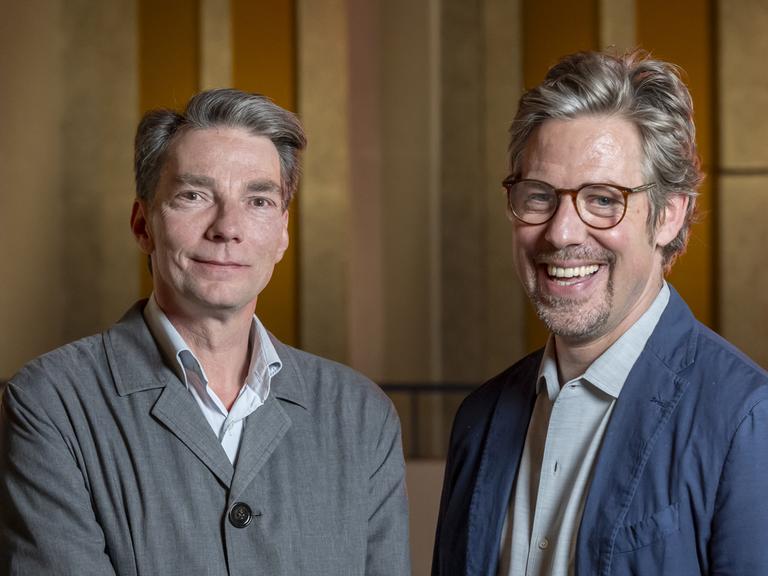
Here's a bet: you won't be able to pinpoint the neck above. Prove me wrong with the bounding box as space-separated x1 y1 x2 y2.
163 304 255 409
552 336 607 383
553 278 665 383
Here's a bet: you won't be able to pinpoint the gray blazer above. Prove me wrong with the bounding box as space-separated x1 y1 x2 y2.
0 303 410 575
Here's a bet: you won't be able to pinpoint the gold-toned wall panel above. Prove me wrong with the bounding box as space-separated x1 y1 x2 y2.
719 0 768 368
440 1 488 383
720 0 768 169
347 0 385 377
138 0 200 110
0 1 65 376
232 0 298 346
232 0 295 110
599 0 636 51
1 1 139 376
719 176 768 368
61 0 140 341
379 0 436 381
200 0 232 89
483 0 527 376
297 0 350 362
637 0 715 328
523 0 599 89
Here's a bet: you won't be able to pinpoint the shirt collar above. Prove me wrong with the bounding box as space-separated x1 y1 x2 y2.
142 293 282 400
537 282 670 399
536 337 561 401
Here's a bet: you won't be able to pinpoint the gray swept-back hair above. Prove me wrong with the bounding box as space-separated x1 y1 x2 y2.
135 89 306 208
508 50 703 271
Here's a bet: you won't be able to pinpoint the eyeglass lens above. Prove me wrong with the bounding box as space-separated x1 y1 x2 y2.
508 181 628 228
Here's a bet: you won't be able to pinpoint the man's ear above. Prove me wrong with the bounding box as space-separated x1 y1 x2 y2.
275 209 290 263
654 194 689 248
130 199 154 255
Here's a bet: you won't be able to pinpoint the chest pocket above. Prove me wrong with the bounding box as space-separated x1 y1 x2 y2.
613 502 680 553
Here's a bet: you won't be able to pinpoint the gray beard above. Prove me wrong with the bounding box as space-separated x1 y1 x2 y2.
531 275 614 341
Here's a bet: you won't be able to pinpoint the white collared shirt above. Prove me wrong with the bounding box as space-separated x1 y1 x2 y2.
498 283 671 576
143 294 282 464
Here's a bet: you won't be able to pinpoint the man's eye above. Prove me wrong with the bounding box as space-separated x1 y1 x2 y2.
527 193 552 204
593 195 615 206
585 194 621 207
522 192 555 212
250 196 277 208
179 191 202 201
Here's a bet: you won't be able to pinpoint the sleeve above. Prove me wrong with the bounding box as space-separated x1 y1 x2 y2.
708 398 768 575
365 400 411 576
0 380 118 576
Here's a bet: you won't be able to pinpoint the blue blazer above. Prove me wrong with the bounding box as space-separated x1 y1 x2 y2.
433 287 768 575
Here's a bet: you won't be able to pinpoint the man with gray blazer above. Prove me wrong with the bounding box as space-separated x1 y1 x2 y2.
0 89 410 575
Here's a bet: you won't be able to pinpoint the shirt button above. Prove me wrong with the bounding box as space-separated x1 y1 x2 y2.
538 538 550 550
228 502 253 528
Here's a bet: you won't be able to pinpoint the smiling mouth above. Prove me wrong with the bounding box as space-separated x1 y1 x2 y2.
546 263 600 285
547 264 599 278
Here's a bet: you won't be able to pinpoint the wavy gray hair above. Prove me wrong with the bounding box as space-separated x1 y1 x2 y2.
508 50 703 271
135 89 306 208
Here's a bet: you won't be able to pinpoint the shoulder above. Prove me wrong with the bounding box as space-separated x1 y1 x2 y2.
656 305 768 404
278 342 374 386
7 332 108 400
2 332 117 443
271 339 395 419
647 288 768 408
5 302 152 414
692 322 766 384
454 349 543 426
445 349 542 457
645 294 768 439
686 322 768 417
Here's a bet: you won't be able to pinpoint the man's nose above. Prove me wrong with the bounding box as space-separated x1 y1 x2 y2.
543 193 588 248
206 200 243 242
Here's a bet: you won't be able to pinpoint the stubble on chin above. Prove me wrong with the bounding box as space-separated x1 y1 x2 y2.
528 274 614 340
523 245 616 340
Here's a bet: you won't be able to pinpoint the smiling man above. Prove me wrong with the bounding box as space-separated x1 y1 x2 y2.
0 90 410 575
433 51 768 575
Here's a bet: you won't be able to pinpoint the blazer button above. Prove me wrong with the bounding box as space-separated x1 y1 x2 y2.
228 502 253 528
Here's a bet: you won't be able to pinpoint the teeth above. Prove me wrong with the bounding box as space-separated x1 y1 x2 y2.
547 264 599 278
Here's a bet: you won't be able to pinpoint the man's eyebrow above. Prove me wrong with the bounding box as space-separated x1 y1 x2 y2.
174 173 215 188
246 179 282 193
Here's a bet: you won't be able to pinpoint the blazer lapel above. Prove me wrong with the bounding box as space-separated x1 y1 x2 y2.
151 384 235 488
105 301 234 488
229 339 306 501
467 360 539 576
229 397 291 501
106 307 310 504
577 287 696 575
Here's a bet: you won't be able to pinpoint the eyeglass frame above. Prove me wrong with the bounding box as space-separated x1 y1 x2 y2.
501 177 657 230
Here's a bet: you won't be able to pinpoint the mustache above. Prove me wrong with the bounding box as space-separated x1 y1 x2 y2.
534 246 616 264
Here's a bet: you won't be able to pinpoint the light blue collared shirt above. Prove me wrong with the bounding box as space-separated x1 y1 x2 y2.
499 283 671 576
143 294 282 464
